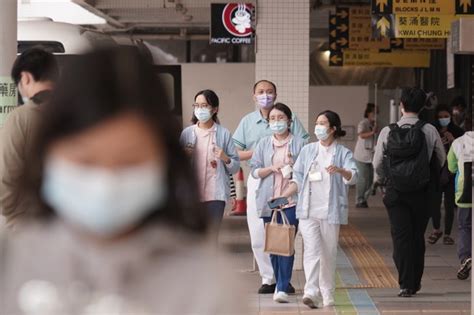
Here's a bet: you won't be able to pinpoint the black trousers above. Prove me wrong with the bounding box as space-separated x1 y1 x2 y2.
431 175 456 235
383 187 431 290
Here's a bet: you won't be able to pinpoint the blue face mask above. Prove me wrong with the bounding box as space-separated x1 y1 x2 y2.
314 125 330 141
194 108 213 123
269 120 288 135
42 157 167 237
438 117 450 127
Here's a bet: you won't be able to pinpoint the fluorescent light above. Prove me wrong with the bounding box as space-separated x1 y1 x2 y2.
18 0 106 25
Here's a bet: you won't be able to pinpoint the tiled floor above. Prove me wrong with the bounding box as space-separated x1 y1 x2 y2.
219 190 471 314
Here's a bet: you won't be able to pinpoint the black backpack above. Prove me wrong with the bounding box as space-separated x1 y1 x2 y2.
383 120 430 192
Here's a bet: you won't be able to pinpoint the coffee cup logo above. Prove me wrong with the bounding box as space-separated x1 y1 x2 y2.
222 3 253 37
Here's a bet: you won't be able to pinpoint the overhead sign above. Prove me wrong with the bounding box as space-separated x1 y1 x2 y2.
210 3 255 45
0 77 17 127
372 0 456 15
395 14 457 38
331 49 431 67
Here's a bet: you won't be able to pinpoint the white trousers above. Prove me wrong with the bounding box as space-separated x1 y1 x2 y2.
299 218 340 299
246 175 274 285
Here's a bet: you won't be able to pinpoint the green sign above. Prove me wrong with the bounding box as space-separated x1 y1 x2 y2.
0 77 18 127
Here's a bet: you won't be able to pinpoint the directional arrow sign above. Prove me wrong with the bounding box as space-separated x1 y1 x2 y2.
330 42 338 50
455 0 474 14
329 52 343 67
377 16 391 37
337 24 348 32
337 37 348 46
336 9 349 19
390 38 404 48
330 29 337 38
377 0 388 12
330 17 337 25
460 0 471 12
372 14 395 38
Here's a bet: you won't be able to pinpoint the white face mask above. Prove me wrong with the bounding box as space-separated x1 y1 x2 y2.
41 157 167 237
314 125 330 141
269 120 288 135
194 108 213 123
256 93 274 109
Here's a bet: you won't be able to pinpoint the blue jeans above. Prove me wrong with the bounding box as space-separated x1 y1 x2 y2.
203 201 226 230
457 207 472 262
262 206 298 293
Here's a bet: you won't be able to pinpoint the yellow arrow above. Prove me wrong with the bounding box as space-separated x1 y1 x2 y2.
377 0 388 12
337 37 348 46
337 24 348 32
391 38 403 47
330 29 337 38
377 16 391 37
330 55 342 64
460 0 471 13
330 42 338 50
330 17 337 25
336 10 348 19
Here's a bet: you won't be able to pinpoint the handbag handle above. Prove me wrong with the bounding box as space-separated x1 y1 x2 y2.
271 209 291 226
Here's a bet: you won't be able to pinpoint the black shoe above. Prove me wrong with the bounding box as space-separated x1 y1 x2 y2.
412 284 421 295
356 202 368 208
398 288 412 297
457 257 472 280
287 283 295 294
258 283 276 294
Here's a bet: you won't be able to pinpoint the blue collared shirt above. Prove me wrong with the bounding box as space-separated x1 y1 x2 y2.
180 123 240 202
292 141 358 224
232 110 310 151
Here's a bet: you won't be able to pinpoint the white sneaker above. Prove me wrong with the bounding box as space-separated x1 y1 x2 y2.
273 291 289 303
302 294 318 309
323 294 335 306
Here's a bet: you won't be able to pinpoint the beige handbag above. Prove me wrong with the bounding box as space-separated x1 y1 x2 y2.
264 210 296 257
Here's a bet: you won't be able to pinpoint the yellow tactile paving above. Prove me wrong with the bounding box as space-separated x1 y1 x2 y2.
339 224 399 288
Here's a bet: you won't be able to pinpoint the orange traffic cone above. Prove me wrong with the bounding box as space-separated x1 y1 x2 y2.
230 167 246 216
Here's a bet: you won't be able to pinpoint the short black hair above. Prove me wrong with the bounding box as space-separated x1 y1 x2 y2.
269 102 293 121
253 80 277 94
400 87 426 113
435 104 452 116
364 103 376 118
191 89 220 124
450 96 466 110
11 47 59 85
317 110 346 138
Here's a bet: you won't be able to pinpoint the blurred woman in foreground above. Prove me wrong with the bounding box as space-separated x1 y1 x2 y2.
0 48 246 315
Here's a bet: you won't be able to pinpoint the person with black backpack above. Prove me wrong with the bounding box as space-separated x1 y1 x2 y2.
373 87 446 298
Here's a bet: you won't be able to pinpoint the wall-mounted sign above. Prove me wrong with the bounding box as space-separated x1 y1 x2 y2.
210 3 255 45
0 77 17 127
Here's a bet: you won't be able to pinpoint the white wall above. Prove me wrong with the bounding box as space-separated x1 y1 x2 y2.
181 63 256 133
309 86 369 150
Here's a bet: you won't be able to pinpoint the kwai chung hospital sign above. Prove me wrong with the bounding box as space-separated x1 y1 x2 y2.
210 3 255 45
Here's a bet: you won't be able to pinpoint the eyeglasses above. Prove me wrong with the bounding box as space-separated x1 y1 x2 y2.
192 103 212 109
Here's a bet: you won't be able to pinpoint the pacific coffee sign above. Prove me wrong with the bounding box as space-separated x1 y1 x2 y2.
210 3 255 44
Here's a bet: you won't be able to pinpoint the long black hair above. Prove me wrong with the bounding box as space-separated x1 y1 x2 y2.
191 89 220 124
317 110 346 138
26 47 208 234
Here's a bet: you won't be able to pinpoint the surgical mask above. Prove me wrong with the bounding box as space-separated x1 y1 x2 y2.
41 157 167 237
438 117 450 127
314 125 330 141
194 108 213 123
269 120 288 135
256 94 274 109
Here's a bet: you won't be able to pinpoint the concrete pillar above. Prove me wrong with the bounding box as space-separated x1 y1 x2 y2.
255 0 310 129
255 0 310 270
0 0 18 128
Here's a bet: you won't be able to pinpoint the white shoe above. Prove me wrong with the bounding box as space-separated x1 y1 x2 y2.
323 298 335 307
302 294 318 309
273 291 289 303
